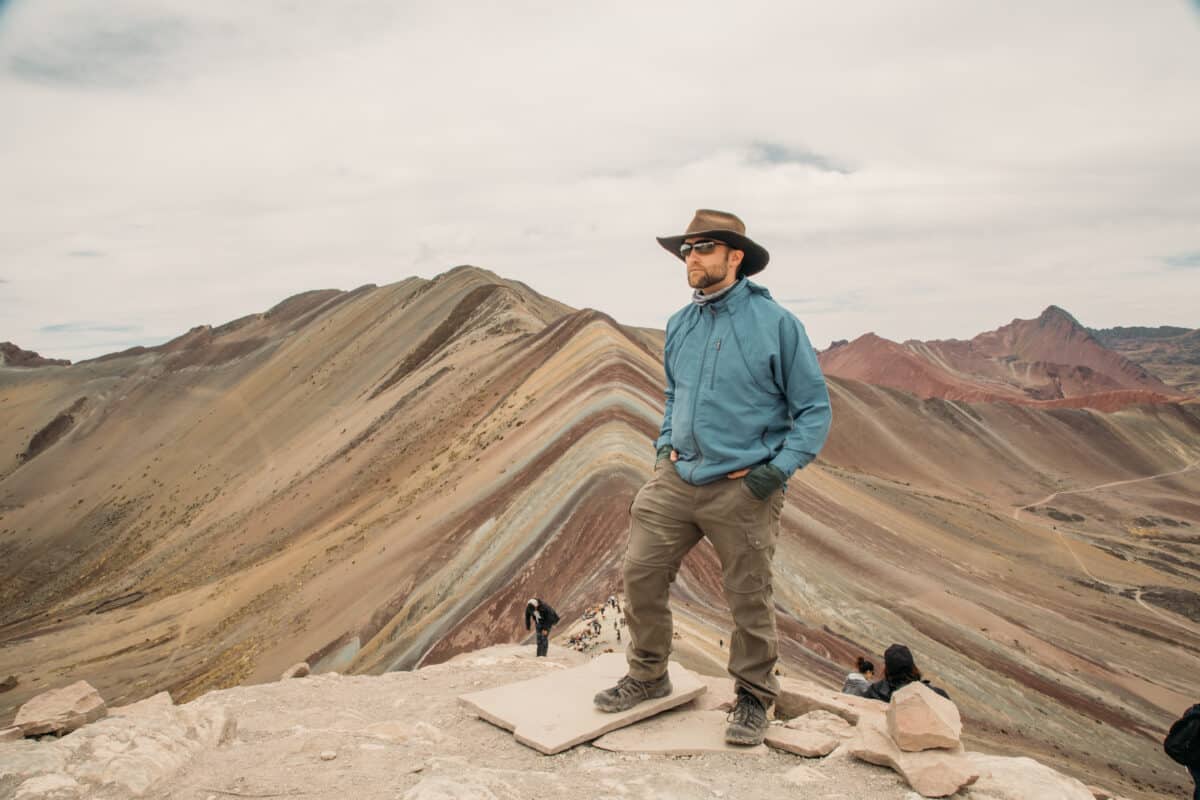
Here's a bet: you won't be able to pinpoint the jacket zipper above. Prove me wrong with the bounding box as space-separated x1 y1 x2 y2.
710 338 721 390
687 308 716 482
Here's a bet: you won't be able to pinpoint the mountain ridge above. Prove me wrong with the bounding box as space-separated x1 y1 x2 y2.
2 271 1198 798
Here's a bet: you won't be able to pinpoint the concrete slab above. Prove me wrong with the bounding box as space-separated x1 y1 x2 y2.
458 653 706 755
593 708 768 756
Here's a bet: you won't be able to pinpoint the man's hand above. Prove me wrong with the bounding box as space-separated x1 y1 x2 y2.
656 445 679 465
740 464 787 499
725 468 750 479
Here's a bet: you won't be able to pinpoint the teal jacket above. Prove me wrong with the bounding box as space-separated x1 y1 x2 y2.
656 277 832 486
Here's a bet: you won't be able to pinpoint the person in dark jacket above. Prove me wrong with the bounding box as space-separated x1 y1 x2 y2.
524 598 559 657
1164 703 1200 799
842 656 875 697
863 644 949 702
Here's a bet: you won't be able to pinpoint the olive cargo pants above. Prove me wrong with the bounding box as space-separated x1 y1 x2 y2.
623 459 784 708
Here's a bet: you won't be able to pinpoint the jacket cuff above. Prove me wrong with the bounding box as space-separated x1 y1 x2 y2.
770 450 814 479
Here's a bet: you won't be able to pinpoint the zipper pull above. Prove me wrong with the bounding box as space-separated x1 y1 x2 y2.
715 339 721 351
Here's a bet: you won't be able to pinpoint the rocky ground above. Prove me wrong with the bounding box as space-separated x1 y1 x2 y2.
1 644 1143 800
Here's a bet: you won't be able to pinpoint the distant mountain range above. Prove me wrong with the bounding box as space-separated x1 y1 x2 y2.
2 271 1199 799
819 306 1195 411
1088 324 1200 396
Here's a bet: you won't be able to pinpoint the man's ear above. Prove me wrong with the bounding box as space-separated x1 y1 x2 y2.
728 249 745 275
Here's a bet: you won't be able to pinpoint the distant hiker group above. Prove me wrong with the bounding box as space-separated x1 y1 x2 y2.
523 595 626 656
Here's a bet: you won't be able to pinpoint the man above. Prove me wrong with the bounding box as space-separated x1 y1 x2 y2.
524 597 559 657
593 209 832 746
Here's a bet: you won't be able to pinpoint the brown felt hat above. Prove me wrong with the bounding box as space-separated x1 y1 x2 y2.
656 208 770 277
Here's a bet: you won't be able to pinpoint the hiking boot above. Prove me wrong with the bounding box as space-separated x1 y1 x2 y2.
725 689 768 745
593 673 673 713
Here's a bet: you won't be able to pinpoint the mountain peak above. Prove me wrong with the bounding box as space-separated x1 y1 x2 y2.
1037 305 1084 329
0 342 71 368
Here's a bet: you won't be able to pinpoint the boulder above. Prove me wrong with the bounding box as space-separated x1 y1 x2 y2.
281 662 311 680
965 753 1096 800
1 695 236 798
109 692 173 718
764 725 839 757
784 709 854 739
13 681 107 736
887 682 962 751
776 676 887 724
849 713 977 797
14 773 82 799
1 674 18 692
766 709 855 757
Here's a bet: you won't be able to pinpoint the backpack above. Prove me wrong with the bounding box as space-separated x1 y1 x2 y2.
1164 704 1200 766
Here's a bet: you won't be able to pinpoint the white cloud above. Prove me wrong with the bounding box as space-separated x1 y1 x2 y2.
1 0 1198 359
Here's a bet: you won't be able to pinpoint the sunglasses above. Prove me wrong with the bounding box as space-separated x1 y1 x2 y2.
679 239 728 258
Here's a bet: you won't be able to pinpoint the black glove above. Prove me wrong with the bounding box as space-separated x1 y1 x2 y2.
743 464 787 500
655 444 673 465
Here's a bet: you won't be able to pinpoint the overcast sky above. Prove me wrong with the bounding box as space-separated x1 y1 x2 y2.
2 1 1198 361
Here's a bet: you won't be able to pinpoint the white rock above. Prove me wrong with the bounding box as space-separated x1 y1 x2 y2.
281 662 311 680
965 753 1096 800
849 713 977 797
13 681 107 737
108 692 174 718
402 776 501 800
5 697 237 798
887 682 962 752
765 726 840 757
776 676 888 724
14 773 82 799
320 750 337 761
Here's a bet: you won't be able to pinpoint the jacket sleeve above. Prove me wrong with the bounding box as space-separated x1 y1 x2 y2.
654 318 676 452
524 606 532 631
768 315 832 478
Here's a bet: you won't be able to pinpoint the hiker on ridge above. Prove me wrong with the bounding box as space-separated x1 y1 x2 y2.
842 656 875 697
863 644 950 702
592 209 832 747
524 597 559 657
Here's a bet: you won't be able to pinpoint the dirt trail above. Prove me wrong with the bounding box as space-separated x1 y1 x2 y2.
1011 460 1200 633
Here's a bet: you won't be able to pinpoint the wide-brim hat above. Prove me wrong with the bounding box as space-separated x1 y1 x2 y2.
656 208 770 277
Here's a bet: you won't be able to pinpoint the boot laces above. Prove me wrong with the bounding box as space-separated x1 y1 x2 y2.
728 691 764 726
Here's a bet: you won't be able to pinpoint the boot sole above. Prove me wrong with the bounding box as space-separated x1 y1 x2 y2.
724 727 766 746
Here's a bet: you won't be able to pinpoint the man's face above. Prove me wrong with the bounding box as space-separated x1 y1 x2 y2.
683 237 742 291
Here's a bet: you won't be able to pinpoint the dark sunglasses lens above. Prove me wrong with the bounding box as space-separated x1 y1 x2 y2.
680 240 720 257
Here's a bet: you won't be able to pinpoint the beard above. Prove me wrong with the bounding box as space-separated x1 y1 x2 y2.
688 256 731 290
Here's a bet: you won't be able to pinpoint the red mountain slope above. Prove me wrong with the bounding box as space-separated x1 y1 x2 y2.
820 306 1183 409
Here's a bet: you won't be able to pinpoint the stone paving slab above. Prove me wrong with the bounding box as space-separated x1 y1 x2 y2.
593 707 768 755
458 653 706 755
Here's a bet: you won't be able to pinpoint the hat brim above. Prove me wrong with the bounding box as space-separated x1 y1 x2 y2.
656 230 770 277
